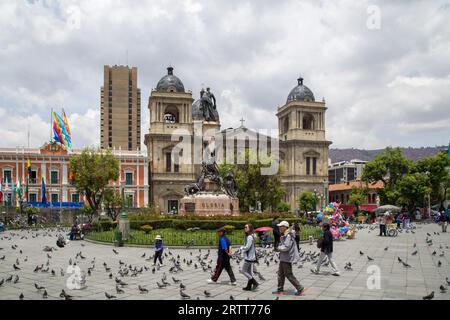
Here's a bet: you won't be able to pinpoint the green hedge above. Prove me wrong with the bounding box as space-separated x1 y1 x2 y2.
129 219 173 230
128 217 305 230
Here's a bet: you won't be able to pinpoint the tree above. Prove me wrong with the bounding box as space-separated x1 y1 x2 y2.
275 201 290 213
102 188 122 221
362 147 412 204
298 191 315 216
396 172 431 211
415 151 450 205
348 186 368 215
70 148 119 217
80 204 95 223
218 150 285 212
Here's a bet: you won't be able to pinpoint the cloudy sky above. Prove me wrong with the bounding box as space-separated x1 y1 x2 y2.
1 0 449 151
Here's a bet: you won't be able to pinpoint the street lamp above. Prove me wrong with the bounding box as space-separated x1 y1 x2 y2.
313 189 317 213
255 191 259 213
425 171 431 218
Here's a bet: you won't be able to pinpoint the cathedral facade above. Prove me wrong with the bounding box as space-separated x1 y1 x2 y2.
144 67 331 213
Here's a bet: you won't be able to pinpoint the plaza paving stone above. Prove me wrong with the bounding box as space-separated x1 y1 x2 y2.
0 222 449 300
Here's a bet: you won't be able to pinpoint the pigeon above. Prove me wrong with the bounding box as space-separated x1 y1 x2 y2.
230 295 235 300
115 278 127 286
116 285 124 294
437 261 442 267
432 251 436 256
397 257 403 263
402 261 411 268
60 290 72 300
19 293 24 300
180 282 186 290
13 264 21 270
141 253 146 258
13 275 19 283
138 285 148 293
422 291 434 300
105 292 116 299
156 282 166 289
359 251 364 255
6 275 13 282
180 290 190 299
446 277 450 285
35 283 45 290
51 269 56 276
367 256 374 261
42 290 48 299
384 247 388 251
413 243 416 248
440 285 448 293
204 290 211 297
412 251 418 256
0 279 4 286
172 277 181 283
112 249 119 255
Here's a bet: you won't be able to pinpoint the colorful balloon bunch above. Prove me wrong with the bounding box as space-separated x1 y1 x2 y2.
316 202 350 239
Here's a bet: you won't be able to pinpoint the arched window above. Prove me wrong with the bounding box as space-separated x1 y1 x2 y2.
303 113 314 130
164 105 179 123
283 117 289 133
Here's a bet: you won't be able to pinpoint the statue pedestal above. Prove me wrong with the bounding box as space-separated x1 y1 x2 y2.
179 192 239 216
118 212 130 241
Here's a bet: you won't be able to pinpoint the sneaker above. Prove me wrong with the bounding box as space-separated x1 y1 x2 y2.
332 272 340 276
295 286 306 296
207 279 216 284
159 264 164 267
230 281 237 286
272 288 284 294
310 268 318 274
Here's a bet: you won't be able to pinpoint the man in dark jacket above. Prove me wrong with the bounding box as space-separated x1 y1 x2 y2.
208 227 237 285
311 223 340 276
272 217 281 249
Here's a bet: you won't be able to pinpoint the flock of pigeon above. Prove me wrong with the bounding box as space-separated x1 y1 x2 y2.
0 223 449 300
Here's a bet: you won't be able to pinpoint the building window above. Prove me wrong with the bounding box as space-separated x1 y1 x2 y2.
165 152 172 172
3 169 12 183
71 193 80 202
50 171 58 184
312 157 317 175
29 170 37 184
303 113 314 130
51 193 59 203
306 157 310 175
29 193 37 202
125 172 133 185
283 117 289 133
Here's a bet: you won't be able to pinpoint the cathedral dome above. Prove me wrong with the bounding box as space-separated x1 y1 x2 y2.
286 77 315 103
156 66 185 92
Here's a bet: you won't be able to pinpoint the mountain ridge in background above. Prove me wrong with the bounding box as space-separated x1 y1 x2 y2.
329 145 447 163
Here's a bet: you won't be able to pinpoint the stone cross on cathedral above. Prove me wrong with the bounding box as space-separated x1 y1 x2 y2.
240 118 245 127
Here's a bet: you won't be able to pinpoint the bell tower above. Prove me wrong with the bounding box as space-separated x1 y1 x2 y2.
277 76 332 211
144 66 195 213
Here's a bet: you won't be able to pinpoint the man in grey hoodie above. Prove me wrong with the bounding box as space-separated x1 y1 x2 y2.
273 221 305 295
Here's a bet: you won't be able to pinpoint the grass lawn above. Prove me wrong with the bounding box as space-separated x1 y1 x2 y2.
85 226 322 247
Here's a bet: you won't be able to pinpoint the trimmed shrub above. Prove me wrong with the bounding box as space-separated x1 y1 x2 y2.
129 219 173 230
100 220 112 231
223 225 235 232
140 225 153 234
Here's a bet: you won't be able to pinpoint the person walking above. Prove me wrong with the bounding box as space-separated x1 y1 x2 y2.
153 235 164 266
395 214 401 229
272 217 281 249
273 221 305 295
240 224 258 291
378 214 387 236
293 222 300 252
311 223 340 276
208 227 236 285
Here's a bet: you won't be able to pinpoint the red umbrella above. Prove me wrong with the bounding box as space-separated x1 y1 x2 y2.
255 227 273 232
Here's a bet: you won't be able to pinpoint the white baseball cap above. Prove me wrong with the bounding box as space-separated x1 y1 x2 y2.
277 221 289 228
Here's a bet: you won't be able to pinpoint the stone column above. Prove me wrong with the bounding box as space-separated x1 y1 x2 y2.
119 211 130 241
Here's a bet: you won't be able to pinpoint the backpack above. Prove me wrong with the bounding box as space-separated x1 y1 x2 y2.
317 237 324 249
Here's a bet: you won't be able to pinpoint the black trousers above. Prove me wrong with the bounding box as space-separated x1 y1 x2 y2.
154 250 163 264
379 224 386 236
211 258 236 282
274 234 280 248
